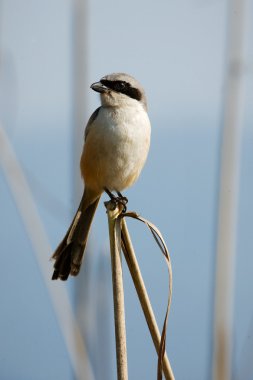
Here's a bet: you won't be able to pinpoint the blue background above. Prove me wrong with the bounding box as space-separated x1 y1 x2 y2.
0 1 252 379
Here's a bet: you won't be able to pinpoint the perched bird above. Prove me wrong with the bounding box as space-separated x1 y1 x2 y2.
51 73 151 280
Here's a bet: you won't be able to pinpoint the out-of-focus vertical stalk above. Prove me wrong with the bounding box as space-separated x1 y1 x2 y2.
72 0 88 204
213 1 247 379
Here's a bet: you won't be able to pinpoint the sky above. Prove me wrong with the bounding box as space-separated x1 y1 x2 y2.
0 1 253 379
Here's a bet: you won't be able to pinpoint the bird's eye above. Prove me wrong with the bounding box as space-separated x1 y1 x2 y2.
100 79 128 93
114 81 127 91
100 79 141 101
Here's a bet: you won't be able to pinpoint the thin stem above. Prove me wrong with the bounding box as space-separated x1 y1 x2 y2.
106 201 128 380
121 219 174 380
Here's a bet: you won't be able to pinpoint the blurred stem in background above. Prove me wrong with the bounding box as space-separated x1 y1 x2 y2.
72 0 88 205
212 0 247 379
72 1 112 379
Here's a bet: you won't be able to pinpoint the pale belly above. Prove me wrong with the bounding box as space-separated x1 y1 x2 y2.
80 106 151 193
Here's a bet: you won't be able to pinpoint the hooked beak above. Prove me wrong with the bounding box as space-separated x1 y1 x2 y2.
90 81 108 93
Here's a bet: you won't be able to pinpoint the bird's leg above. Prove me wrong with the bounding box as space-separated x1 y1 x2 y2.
104 188 127 213
104 188 118 210
104 187 117 201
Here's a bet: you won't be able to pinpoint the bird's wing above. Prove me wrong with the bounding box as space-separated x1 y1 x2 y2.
84 107 101 140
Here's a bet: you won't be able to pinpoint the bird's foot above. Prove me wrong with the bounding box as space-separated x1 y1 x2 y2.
104 188 128 213
116 191 128 212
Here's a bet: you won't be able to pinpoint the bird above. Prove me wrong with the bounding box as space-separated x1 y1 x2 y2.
51 73 151 280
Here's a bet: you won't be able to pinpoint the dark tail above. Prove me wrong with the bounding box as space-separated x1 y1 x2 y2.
51 192 100 280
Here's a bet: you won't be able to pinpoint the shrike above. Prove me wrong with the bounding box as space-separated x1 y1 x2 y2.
52 73 151 280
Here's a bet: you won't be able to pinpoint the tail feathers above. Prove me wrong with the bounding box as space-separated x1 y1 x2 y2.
51 196 100 280
52 242 84 280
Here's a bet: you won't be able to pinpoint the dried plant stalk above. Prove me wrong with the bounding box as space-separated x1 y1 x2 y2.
106 202 128 380
121 218 174 380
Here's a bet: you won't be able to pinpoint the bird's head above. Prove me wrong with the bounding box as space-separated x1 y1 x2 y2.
90 73 147 110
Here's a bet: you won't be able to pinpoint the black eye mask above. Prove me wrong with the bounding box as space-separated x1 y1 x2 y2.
100 79 142 102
